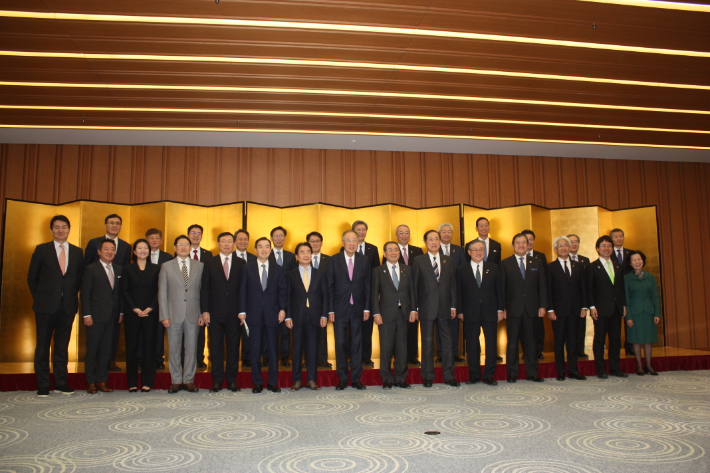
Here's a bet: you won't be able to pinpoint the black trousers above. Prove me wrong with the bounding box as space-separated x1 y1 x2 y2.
292 321 318 383
316 325 329 363
407 319 419 362
34 307 75 388
108 317 121 363
241 324 266 362
464 315 498 380
209 316 241 385
576 314 587 355
505 313 538 378
196 325 206 364
250 323 279 386
334 305 363 383
378 309 408 384
124 312 157 388
85 320 114 384
279 321 291 359
420 312 455 383
593 308 622 373
533 317 545 354
551 313 580 375
436 318 461 357
361 316 375 361
155 310 166 362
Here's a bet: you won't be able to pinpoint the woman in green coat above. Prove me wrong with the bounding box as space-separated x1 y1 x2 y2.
624 251 661 376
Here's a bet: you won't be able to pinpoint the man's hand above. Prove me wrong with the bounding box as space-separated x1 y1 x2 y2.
538 308 546 318
198 317 205 326
83 316 93 327
162 319 171 328
580 309 587 318
627 319 633 328
133 308 143 316
623 306 627 317
450 308 457 319
238 313 246 325
654 317 660 325
374 315 383 325
329 312 335 323
497 311 504 323
285 319 293 329
502 310 507 320
278 310 286 323
320 317 328 328
590 308 599 320
457 313 463 321
363 311 370 321
548 311 557 321
118 314 123 324
201 312 210 326
409 312 417 323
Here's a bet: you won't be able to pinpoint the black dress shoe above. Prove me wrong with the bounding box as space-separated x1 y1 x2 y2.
454 356 465 362
353 381 366 390
637 370 645 376
465 377 480 385
445 380 461 387
483 378 498 386
625 348 635 355
335 381 347 390
396 382 411 389
526 376 544 382
435 357 443 363
197 361 207 369
496 356 504 362
568 372 587 380
108 362 122 372
578 353 589 359
536 353 544 360
507 377 517 383
382 381 393 389
261 358 269 367
156 361 165 370
252 385 263 394
362 359 374 367
408 359 421 366
210 383 222 392
556 374 565 381
597 372 608 379
423 381 433 388
610 369 628 378
267 384 281 393
317 361 333 368
644 367 659 376
228 383 240 392
280 357 291 367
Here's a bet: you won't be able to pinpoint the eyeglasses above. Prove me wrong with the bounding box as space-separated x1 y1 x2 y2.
189 231 202 236
385 248 400 253
176 243 190 247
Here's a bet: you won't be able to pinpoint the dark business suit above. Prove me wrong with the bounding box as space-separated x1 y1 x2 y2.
187 248 213 366
287 266 328 383
27 241 83 389
547 258 587 376
371 262 415 384
457 261 504 380
412 253 457 383
529 250 549 356
437 244 465 359
500 254 548 379
149 250 173 364
239 260 288 386
397 245 424 363
354 242 379 363
587 257 626 374
327 252 371 384
479 237 502 265
201 253 245 387
570 254 591 355
121 262 159 388
269 249 297 360
611 247 634 352
235 251 258 362
81 261 123 384
311 253 332 364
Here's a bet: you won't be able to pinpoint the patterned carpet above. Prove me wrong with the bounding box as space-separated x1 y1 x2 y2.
0 370 709 472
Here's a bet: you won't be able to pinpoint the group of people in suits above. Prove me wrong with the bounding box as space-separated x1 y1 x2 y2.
29 210 659 397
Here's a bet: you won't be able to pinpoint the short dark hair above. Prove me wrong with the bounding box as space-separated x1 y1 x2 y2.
99 238 116 249
132 238 149 262
294 242 313 255
174 234 190 246
521 229 536 239
610 228 625 237
628 250 646 267
235 229 250 239
187 224 203 234
145 228 162 238
105 214 122 224
383 241 399 253
475 217 489 227
512 233 528 245
270 226 287 238
306 231 323 242
423 230 439 242
567 233 580 242
596 235 613 249
352 220 368 231
255 236 271 249
217 232 234 242
50 215 70 229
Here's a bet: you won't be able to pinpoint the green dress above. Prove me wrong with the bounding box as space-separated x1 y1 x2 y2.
624 271 660 344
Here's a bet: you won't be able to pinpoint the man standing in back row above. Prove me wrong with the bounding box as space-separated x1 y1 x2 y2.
392 224 423 367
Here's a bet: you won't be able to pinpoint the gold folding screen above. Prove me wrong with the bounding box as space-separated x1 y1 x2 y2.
1 200 660 364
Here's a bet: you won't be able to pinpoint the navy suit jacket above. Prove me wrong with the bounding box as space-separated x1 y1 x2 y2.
412 253 457 321
500 254 548 318
371 263 416 324
84 236 131 267
327 251 371 317
149 250 173 268
311 253 330 274
457 261 504 324
342 242 380 270
440 243 465 268
27 241 83 315
200 253 246 320
286 267 329 327
269 248 297 272
587 258 626 317
611 247 634 275
239 260 288 327
547 259 587 317
483 238 502 265
381 245 423 266
571 254 591 266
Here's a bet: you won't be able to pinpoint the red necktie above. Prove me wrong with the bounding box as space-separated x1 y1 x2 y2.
193 249 199 261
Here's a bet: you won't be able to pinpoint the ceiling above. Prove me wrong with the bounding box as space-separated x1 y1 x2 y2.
1 0 709 160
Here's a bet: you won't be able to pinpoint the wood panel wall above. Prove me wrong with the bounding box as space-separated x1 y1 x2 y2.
1 143 709 350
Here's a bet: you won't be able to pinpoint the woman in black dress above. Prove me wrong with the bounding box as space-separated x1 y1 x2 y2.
122 239 160 392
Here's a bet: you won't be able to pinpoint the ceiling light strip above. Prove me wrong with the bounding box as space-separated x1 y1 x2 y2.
2 104 707 135
1 124 706 150
0 10 707 58
575 0 710 12
1 51 708 91
1 81 708 116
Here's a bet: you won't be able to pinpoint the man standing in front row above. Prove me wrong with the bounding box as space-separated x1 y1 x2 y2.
522 229 547 361
412 230 460 388
307 231 333 368
328 230 371 390
371 242 416 389
81 239 123 394
568 233 591 360
159 235 205 394
28 215 84 397
500 233 547 383
610 228 634 355
457 240 504 386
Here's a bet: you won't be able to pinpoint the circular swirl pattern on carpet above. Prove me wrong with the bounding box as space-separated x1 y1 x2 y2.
174 412 255 426
648 400 710 419
175 422 297 450
0 403 13 411
481 459 603 473
435 414 550 438
257 446 407 473
602 393 677 406
37 440 151 468
543 384 606 394
316 392 381 403
368 393 428 404
569 400 633 412
262 399 359 416
0 455 71 473
408 384 469 395
7 392 98 404
465 392 557 406
109 418 179 433
355 413 418 425
113 448 202 471
402 405 480 418
558 431 705 463
638 381 710 395
164 399 225 410
339 432 437 455
594 416 691 435
37 403 144 421
0 426 28 448
427 437 504 458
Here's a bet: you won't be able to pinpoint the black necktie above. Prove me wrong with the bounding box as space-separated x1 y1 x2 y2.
564 260 571 278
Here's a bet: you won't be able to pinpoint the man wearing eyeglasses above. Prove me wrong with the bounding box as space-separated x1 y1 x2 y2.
185 224 212 370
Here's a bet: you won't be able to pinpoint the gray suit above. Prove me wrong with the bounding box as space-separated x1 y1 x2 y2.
159 257 203 384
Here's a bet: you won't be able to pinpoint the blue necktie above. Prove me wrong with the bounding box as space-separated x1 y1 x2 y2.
433 256 440 282
519 257 526 280
276 251 283 266
391 264 399 290
313 255 319 269
617 249 623 263
261 264 267 290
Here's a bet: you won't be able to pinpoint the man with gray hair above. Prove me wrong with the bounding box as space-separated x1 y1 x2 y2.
436 223 465 363
567 234 591 359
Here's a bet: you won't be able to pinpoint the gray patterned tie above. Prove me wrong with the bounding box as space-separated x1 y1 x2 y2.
391 264 399 290
433 256 440 282
519 257 526 280
261 264 267 290
276 251 283 266
476 264 482 288
181 260 188 286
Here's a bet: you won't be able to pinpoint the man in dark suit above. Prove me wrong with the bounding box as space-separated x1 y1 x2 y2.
547 236 588 381
239 237 288 393
500 233 548 383
234 229 257 368
372 242 417 389
568 234 591 359
522 229 548 360
391 224 423 366
307 231 332 368
185 224 213 370
81 239 123 393
436 223 465 363
412 230 460 388
610 228 634 355
475 217 502 265
588 235 628 379
351 220 380 367
328 230 371 390
269 226 296 367
84 213 131 373
28 215 84 397
457 240 504 386
286 242 329 391
200 232 245 393
146 228 173 370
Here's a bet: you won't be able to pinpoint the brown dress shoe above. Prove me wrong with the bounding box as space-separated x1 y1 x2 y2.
86 383 98 394
291 381 302 391
168 384 181 393
185 382 199 393
96 382 113 392
306 380 320 390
